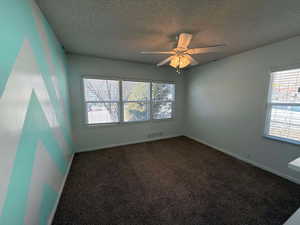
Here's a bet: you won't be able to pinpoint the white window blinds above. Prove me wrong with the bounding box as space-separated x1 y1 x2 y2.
265 68 300 144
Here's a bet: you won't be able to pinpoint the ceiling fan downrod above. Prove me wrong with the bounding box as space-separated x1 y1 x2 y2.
176 66 181 74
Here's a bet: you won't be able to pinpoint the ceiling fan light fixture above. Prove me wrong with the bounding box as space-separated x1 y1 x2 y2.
169 55 190 69
141 33 225 73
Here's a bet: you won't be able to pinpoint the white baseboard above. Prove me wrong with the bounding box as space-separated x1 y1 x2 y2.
78 134 183 153
48 153 74 225
185 135 300 185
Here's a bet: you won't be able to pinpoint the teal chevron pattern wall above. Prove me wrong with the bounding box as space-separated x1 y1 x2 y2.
0 0 73 224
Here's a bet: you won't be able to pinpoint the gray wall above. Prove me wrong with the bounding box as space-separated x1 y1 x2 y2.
67 54 184 152
185 36 300 183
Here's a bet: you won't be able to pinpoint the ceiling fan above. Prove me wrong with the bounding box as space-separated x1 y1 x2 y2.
141 33 225 74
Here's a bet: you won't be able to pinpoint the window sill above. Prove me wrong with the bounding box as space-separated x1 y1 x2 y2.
84 117 176 128
263 134 300 146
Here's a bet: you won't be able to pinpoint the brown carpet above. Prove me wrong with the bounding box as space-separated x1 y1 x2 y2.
52 136 300 225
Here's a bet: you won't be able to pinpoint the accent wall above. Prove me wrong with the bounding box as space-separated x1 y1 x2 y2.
0 0 73 225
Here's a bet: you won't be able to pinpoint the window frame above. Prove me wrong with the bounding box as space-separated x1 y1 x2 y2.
81 75 176 126
264 67 300 146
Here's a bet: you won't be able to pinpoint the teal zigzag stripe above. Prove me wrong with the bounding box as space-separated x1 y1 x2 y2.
0 92 68 225
39 184 58 225
0 0 31 97
0 0 72 143
0 0 73 224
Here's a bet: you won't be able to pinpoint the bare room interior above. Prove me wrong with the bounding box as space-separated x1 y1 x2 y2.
1 0 300 225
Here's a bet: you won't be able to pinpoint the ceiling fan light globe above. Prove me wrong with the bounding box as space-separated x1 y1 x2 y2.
180 55 191 68
170 55 190 69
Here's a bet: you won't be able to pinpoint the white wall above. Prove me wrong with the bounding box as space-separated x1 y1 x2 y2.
185 36 300 184
67 54 184 152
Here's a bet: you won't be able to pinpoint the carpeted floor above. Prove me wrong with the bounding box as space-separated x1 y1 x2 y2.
52 136 300 225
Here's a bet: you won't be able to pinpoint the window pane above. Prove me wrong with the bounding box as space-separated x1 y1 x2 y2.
87 103 119 124
153 102 172 119
124 102 149 122
268 105 300 142
271 69 300 103
152 83 175 101
84 78 119 101
122 81 150 101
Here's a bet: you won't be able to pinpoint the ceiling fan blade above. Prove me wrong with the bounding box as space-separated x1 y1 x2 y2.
185 54 199 66
141 51 175 54
157 56 174 66
177 33 192 49
186 45 225 54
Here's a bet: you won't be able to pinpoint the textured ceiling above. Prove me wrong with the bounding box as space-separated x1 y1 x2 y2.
36 0 300 65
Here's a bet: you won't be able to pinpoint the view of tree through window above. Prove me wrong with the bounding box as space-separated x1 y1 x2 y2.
152 83 175 119
122 81 150 122
83 78 119 124
83 78 175 124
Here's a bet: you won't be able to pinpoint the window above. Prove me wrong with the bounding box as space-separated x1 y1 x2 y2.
152 83 175 119
83 77 175 125
83 78 120 124
265 68 300 144
122 81 150 122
